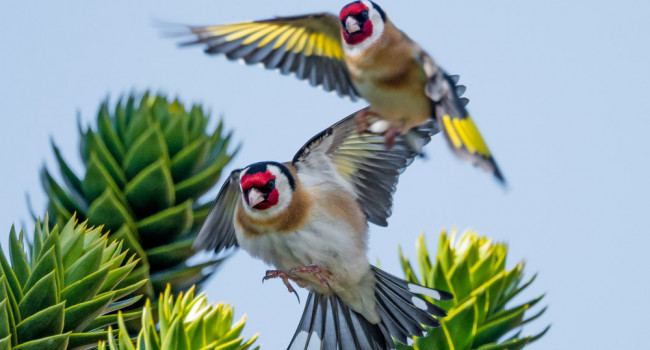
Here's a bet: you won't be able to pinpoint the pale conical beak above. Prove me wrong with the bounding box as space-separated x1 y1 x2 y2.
345 16 361 33
247 188 264 208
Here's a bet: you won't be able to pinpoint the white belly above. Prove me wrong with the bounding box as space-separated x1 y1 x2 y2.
234 209 370 291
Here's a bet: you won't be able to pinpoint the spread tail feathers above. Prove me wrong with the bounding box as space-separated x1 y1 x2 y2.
287 267 452 350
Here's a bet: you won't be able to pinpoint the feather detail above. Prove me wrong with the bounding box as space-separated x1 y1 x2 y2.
287 267 452 349
167 14 361 100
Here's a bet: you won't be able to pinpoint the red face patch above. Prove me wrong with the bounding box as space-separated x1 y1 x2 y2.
241 171 275 191
339 2 368 20
240 170 279 210
339 2 373 45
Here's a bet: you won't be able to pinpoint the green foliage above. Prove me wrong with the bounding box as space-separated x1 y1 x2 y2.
397 230 549 350
98 285 258 350
41 92 239 298
0 215 144 350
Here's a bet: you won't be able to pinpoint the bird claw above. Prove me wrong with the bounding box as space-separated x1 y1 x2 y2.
262 270 301 303
261 265 333 301
354 109 378 133
289 265 333 291
354 109 403 150
384 126 403 149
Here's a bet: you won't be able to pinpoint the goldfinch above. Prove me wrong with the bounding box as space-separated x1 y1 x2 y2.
194 108 453 349
167 0 505 182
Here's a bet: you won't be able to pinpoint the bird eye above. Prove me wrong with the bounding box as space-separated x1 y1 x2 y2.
361 10 369 21
265 179 275 190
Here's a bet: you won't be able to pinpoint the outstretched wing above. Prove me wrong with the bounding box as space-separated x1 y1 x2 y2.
168 13 360 100
418 51 506 183
193 170 242 254
293 108 437 227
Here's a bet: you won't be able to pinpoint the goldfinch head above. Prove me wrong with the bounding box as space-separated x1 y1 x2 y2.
339 1 386 47
239 162 295 215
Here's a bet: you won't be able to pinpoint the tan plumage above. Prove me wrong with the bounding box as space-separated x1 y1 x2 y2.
194 109 452 349
313 183 368 239
165 0 506 183
345 19 431 131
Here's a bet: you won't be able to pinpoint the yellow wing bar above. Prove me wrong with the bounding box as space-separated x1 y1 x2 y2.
196 21 343 59
178 13 359 99
442 114 491 157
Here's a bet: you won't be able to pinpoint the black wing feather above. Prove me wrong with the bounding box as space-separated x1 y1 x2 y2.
165 14 361 100
293 108 437 227
193 170 241 253
418 51 506 183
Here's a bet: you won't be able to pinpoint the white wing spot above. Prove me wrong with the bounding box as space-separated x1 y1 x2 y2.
408 283 442 300
369 120 390 134
411 296 428 311
291 330 309 348
306 332 321 350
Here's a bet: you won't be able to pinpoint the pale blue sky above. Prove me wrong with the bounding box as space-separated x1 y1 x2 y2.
1 1 648 348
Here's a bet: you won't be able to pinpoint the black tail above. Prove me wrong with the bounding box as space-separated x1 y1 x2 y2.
287 267 452 350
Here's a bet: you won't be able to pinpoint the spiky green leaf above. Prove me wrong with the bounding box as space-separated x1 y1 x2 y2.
45 92 238 310
18 271 58 320
12 332 70 350
0 216 143 349
9 228 30 288
125 158 175 217
87 190 135 234
103 286 257 350
399 231 549 349
16 302 65 343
